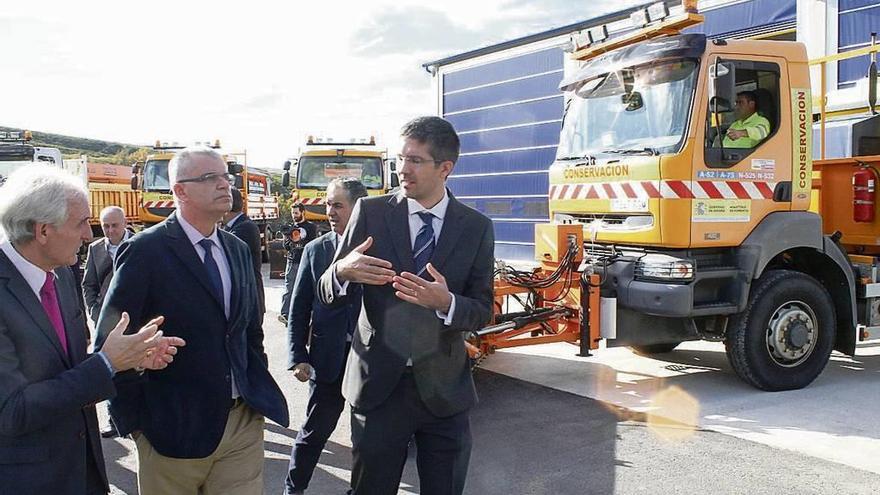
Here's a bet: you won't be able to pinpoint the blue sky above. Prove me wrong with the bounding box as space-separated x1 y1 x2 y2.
1 0 641 168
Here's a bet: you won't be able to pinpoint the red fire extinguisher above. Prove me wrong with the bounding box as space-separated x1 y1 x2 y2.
853 166 878 223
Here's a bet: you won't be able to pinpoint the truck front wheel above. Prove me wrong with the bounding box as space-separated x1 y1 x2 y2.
725 270 835 391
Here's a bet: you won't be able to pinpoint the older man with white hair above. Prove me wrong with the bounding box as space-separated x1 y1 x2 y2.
95 146 289 495
0 164 185 495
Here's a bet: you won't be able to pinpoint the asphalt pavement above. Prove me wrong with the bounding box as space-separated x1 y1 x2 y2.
98 269 880 494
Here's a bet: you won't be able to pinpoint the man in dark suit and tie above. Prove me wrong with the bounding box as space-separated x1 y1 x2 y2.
222 188 265 319
319 117 495 495
96 146 289 495
283 177 368 494
83 206 131 326
0 165 184 495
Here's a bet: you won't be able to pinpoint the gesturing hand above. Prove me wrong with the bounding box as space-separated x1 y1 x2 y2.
137 316 186 371
101 313 185 372
335 237 395 285
392 263 452 312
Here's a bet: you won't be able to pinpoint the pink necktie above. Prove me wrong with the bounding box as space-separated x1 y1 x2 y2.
40 272 69 356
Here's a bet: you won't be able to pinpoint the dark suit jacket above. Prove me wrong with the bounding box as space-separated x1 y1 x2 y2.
227 213 265 316
95 212 289 459
288 232 360 384
318 192 495 417
82 238 114 324
0 253 113 494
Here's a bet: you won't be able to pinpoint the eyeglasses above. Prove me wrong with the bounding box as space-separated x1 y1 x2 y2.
177 172 235 185
396 154 440 166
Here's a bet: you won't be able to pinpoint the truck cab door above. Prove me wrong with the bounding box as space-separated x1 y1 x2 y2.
692 55 793 247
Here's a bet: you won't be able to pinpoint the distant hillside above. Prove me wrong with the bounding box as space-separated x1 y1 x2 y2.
0 126 150 165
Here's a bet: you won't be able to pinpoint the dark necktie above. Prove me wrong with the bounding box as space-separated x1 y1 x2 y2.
198 238 224 308
413 211 435 277
40 272 68 356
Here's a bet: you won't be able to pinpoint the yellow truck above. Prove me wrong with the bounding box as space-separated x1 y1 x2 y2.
281 136 398 230
131 141 279 256
477 2 880 391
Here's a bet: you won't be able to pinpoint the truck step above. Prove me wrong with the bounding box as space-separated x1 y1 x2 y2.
691 302 739 316
696 267 744 280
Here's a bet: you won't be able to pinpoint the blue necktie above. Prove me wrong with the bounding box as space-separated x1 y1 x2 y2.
198 238 224 308
413 211 435 278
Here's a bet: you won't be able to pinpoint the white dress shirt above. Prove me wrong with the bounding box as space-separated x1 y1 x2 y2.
404 191 456 325
176 214 239 398
106 230 130 260
0 241 49 298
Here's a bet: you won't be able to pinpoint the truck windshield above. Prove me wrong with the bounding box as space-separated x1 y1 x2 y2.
143 159 170 191
297 156 384 189
557 59 698 158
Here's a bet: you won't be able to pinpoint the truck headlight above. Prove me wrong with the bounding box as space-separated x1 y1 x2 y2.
635 254 694 281
553 213 576 224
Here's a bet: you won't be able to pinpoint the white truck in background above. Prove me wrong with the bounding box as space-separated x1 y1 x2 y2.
0 130 89 184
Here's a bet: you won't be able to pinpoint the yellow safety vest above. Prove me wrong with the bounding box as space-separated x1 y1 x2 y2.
723 112 771 148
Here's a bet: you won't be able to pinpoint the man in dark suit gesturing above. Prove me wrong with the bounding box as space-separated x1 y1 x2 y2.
0 165 184 495
96 146 289 495
319 117 495 494
223 188 265 318
283 177 368 494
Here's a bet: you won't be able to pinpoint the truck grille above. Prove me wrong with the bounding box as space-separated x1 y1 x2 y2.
556 213 653 230
304 204 324 216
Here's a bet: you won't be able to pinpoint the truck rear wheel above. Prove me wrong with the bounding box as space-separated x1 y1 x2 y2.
725 270 835 391
630 343 680 355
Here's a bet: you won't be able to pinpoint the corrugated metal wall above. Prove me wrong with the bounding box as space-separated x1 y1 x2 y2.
838 0 880 87
443 47 564 260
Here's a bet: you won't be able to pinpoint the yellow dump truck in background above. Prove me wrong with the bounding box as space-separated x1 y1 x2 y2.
131 141 279 258
281 136 398 231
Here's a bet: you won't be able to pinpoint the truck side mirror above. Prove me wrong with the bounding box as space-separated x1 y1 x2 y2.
386 158 397 171
227 162 244 175
282 171 290 187
283 160 291 171
390 172 400 188
130 163 141 190
869 59 877 115
871 32 878 115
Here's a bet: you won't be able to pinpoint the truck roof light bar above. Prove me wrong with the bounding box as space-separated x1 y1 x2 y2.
571 11 704 62
307 136 377 146
630 9 649 29
0 130 32 142
588 25 609 45
647 2 670 23
152 139 221 150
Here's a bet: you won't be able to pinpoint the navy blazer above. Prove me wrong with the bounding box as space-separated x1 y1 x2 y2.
287 232 360 384
227 213 265 316
95 212 289 459
0 254 114 494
